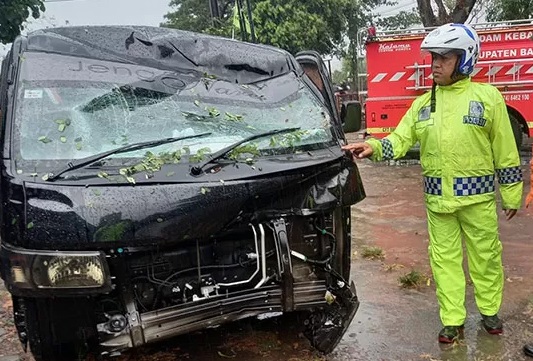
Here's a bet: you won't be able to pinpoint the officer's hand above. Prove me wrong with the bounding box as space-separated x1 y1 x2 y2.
342 142 373 160
504 209 517 220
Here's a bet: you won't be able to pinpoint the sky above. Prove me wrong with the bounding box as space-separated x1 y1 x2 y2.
41 0 171 27
0 0 177 58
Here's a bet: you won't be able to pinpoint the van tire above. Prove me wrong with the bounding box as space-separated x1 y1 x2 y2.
23 297 96 361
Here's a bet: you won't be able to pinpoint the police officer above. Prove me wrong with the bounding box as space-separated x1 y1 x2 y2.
343 23 523 343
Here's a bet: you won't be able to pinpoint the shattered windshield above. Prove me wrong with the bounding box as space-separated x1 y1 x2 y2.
13 53 334 168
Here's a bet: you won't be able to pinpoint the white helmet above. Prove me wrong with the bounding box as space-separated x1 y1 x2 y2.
421 23 480 76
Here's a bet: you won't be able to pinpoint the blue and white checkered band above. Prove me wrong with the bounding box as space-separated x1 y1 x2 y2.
496 166 523 184
453 175 495 196
381 138 394 160
424 176 442 195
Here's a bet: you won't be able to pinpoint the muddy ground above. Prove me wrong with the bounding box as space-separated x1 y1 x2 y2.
1 143 532 361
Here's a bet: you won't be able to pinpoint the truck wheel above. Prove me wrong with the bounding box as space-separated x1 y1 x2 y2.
23 297 97 361
509 114 523 150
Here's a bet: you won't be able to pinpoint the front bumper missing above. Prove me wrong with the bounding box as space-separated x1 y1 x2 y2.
99 280 359 356
97 216 359 355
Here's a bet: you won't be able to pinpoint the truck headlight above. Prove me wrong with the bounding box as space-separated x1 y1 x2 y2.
33 254 106 288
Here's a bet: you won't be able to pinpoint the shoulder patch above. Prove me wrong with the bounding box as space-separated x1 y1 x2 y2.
469 101 484 117
418 106 431 121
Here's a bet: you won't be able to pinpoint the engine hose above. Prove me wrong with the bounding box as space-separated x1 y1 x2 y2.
291 219 337 266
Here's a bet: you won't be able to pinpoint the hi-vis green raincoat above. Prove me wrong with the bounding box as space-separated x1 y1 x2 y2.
366 77 523 212
365 77 523 326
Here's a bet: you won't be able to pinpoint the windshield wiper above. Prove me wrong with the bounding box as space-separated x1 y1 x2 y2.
190 127 301 176
45 132 212 181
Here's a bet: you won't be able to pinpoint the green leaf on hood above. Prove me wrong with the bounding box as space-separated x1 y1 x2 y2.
38 136 52 144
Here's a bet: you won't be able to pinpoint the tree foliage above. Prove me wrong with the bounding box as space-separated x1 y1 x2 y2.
376 10 421 30
416 0 477 26
485 0 533 22
162 0 421 56
0 0 45 44
162 0 233 34
252 0 347 55
332 57 354 85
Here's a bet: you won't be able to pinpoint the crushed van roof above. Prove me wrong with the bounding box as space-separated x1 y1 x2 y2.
24 26 298 83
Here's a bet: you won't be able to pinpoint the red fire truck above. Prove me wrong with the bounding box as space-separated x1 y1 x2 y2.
357 20 533 148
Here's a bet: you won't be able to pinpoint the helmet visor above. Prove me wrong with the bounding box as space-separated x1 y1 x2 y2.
422 47 461 56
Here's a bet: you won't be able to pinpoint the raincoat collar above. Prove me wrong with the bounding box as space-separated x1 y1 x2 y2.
438 77 471 91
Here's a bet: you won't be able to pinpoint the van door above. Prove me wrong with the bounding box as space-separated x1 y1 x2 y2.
295 51 339 118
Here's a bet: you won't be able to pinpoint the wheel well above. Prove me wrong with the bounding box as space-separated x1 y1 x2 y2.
507 106 528 137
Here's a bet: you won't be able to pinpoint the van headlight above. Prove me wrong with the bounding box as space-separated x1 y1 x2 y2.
0 243 111 294
33 254 106 288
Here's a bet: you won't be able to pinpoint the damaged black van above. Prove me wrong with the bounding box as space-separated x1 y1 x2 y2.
0 26 365 360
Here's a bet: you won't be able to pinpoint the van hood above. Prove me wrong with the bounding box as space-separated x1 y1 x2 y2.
2 159 364 250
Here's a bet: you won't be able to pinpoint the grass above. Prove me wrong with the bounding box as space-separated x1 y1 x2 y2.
382 263 405 272
398 269 428 288
360 245 385 260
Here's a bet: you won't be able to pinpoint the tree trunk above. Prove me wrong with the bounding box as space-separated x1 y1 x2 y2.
450 0 477 23
416 0 477 27
417 0 437 27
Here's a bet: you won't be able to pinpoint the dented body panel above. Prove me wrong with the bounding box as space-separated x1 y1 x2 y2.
1 156 362 251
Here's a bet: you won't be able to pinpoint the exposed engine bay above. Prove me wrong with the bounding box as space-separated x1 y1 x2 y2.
94 212 357 355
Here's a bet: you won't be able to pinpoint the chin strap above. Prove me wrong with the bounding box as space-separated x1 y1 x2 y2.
430 81 437 113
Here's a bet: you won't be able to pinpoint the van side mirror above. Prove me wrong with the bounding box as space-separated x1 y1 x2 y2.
342 101 362 133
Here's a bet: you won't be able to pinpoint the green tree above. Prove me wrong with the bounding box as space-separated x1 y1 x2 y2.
485 0 533 22
252 0 347 55
376 10 421 30
0 0 45 44
341 0 423 90
332 55 361 85
332 70 346 85
162 0 421 55
162 0 234 34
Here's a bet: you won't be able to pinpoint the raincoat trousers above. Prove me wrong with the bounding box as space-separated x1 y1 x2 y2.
366 78 523 326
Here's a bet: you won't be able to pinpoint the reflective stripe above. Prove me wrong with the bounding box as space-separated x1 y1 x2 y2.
424 176 442 196
496 166 523 184
390 72 406 81
487 66 504 76
381 139 394 160
453 175 495 196
367 127 396 134
505 64 523 75
471 67 483 77
371 73 387 82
